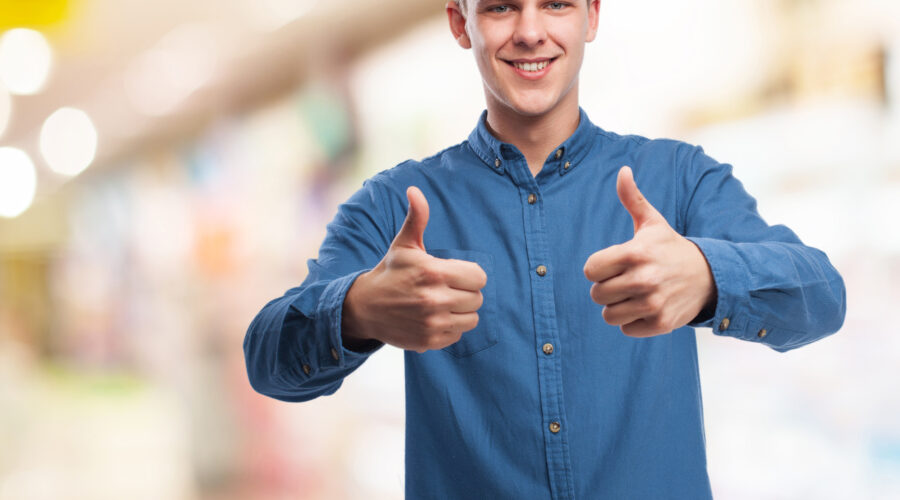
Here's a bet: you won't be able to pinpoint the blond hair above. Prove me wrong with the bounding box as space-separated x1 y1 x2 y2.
454 0 592 12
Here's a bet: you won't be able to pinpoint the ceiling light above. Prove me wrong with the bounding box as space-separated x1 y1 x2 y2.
0 28 53 95
40 107 98 176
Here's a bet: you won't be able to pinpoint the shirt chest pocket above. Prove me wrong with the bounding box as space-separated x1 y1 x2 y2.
426 249 500 358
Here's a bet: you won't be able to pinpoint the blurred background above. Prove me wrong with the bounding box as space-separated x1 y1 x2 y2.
0 0 898 498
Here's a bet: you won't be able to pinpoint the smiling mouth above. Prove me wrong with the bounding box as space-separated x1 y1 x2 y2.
506 58 557 72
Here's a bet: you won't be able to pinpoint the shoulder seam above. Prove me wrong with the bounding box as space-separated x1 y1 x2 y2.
419 140 468 165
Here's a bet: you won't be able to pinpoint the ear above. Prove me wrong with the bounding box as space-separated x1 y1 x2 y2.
446 1 472 49
585 0 601 43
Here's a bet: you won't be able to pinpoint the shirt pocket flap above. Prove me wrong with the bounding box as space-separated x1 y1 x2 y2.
427 248 499 358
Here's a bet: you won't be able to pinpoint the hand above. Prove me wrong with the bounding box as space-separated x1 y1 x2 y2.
583 166 716 337
342 186 488 353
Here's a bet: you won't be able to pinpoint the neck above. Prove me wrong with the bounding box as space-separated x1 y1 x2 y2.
484 90 581 177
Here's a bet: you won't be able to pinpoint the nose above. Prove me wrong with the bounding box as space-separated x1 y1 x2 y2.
512 6 546 48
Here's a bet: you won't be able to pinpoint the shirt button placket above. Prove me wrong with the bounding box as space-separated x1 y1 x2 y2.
521 175 575 499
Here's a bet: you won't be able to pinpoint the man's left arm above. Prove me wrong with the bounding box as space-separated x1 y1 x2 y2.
678 145 846 352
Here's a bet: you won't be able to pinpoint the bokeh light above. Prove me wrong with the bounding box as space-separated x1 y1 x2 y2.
0 2 898 499
0 28 53 95
39 107 98 177
0 146 37 218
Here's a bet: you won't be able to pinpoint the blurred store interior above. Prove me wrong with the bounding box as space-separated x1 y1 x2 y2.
1 0 899 498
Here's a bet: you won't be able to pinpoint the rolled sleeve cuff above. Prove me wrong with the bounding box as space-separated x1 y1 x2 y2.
316 269 384 367
685 236 764 343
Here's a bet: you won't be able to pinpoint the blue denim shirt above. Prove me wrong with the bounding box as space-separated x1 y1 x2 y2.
244 108 846 499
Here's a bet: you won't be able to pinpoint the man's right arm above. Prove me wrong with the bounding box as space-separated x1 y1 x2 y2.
243 178 487 402
242 178 394 403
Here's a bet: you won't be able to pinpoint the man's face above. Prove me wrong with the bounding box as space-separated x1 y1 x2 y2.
448 0 600 119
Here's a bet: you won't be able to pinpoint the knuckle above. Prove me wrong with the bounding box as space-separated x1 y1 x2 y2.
383 249 406 268
645 294 665 313
601 306 614 324
428 334 448 350
418 333 438 351
626 243 650 264
632 268 659 293
623 276 644 295
659 313 676 333
417 290 441 311
649 314 669 332
644 268 663 288
421 314 441 331
416 264 443 286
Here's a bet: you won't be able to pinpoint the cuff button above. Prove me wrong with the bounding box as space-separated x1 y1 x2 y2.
757 328 768 338
718 317 730 331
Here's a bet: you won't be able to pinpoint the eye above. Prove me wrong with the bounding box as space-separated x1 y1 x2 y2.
548 2 568 9
489 5 510 13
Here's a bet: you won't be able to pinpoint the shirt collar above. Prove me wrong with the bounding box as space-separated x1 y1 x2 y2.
466 107 595 177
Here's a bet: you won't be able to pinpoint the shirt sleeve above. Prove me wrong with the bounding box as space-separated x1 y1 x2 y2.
243 176 396 402
677 145 846 352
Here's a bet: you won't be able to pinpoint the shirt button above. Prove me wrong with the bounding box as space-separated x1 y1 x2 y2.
536 265 547 276
494 158 501 168
757 328 768 338
719 317 730 331
549 421 561 433
331 347 339 361
542 343 554 355
302 364 311 375
528 193 537 204
563 161 571 170
555 149 563 159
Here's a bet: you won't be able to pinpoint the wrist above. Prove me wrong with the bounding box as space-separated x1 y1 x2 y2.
687 237 717 318
341 271 381 350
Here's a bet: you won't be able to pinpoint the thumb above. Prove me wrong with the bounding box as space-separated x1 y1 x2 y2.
392 186 430 251
616 166 662 233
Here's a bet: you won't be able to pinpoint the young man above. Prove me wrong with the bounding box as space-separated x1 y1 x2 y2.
244 1 846 498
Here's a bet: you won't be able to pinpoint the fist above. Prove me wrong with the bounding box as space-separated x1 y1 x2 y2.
583 166 716 337
342 186 488 353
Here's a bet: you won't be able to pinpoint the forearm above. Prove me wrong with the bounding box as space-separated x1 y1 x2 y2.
687 236 846 351
678 144 847 351
243 271 381 402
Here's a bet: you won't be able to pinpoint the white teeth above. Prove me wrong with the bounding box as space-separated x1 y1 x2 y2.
513 60 550 72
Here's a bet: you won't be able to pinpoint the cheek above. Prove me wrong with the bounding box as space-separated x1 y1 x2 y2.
474 47 495 73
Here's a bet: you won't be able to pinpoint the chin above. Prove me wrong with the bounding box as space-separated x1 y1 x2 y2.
505 96 562 118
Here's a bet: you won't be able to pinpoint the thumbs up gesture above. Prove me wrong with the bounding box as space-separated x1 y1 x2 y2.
342 186 488 353
583 166 716 337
